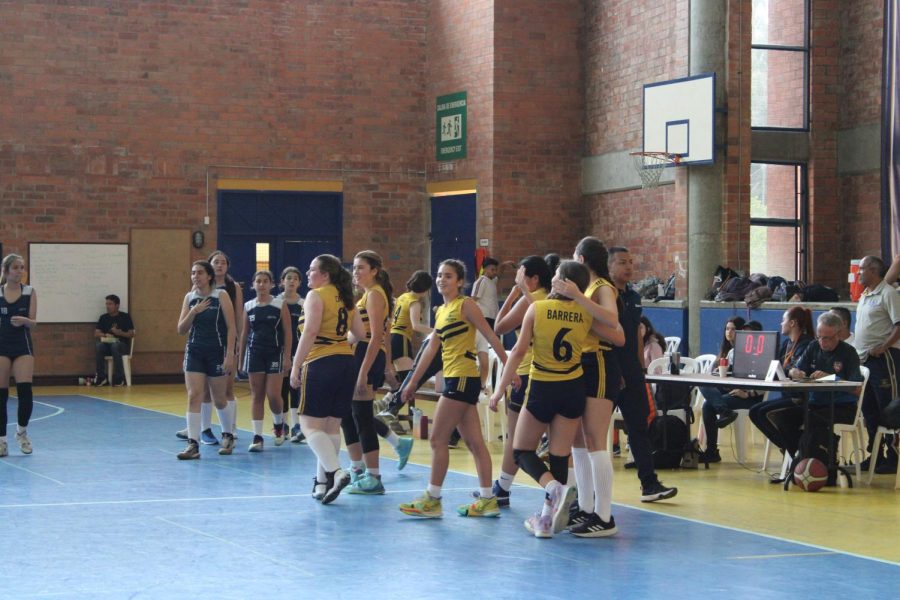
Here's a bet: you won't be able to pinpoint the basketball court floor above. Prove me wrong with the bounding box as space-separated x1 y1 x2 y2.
2 386 898 598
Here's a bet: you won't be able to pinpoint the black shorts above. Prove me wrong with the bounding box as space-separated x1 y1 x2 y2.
524 377 586 423
507 373 529 413
299 354 356 419
391 333 413 362
442 376 481 405
183 345 227 377
581 350 621 402
245 346 283 374
0 336 33 360
354 342 386 389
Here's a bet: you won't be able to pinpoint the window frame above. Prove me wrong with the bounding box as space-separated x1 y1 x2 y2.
749 161 809 281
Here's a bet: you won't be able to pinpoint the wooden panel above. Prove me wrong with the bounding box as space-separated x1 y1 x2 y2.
130 229 191 354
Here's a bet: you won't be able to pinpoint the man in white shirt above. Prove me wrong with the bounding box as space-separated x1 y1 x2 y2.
854 255 900 472
471 257 499 388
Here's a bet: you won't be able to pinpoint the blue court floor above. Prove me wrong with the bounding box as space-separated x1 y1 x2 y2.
1 395 897 599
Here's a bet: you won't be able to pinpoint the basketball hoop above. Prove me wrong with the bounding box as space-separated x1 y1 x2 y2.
629 151 680 189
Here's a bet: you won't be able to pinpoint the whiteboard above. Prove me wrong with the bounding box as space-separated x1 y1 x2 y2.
28 243 129 323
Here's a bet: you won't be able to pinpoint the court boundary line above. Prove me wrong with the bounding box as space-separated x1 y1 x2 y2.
4 399 65 430
39 394 900 567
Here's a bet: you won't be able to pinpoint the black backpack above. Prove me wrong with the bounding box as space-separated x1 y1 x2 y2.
654 381 693 413
649 414 690 469
802 284 839 302
714 276 761 302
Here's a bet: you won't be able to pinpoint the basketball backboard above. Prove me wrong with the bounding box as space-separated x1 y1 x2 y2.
642 72 716 165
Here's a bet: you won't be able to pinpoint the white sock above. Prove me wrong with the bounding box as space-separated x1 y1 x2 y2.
351 459 365 472
498 470 515 491
215 406 234 436
568 467 576 486
480 487 493 498
200 402 212 430
317 462 327 483
328 433 342 455
0 435 6 443
383 430 400 450
290 408 299 427
16 425 26 435
572 447 593 512
227 399 237 431
541 502 553 517
427 484 442 499
187 412 201 442
306 430 340 472
367 467 381 477
543 479 561 493
589 450 613 521
252 420 263 436
272 412 284 425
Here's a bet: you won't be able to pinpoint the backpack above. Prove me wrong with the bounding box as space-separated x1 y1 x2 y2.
654 381 693 413
633 276 661 300
797 423 838 465
745 285 773 309
654 273 676 302
707 265 740 300
714 276 761 302
802 283 839 302
767 275 787 294
649 414 690 469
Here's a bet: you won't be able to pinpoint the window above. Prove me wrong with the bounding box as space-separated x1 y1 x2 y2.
255 242 270 273
749 162 807 280
751 0 809 129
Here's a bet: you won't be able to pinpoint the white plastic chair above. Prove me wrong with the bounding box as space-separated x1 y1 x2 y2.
647 355 697 428
834 365 869 480
664 336 681 355
866 424 900 489
478 349 506 442
105 336 135 387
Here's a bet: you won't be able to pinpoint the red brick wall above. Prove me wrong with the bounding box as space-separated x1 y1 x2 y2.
0 0 429 376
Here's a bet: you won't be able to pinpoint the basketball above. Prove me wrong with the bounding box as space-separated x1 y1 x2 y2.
793 458 828 492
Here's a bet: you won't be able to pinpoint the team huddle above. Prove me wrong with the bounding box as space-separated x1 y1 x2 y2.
175 237 678 539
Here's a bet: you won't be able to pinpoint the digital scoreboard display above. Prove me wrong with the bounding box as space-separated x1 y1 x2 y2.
732 331 780 379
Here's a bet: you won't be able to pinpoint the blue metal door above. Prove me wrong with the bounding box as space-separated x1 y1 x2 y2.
429 193 476 312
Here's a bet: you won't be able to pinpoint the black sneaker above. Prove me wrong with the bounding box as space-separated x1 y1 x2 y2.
640 481 678 502
448 429 461 449
492 480 510 507
570 513 617 538
716 410 739 428
95 377 109 387
699 448 722 463
566 508 591 530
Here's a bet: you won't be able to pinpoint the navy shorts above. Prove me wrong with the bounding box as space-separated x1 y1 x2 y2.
299 354 355 419
524 377 586 423
245 346 283 374
0 335 33 360
391 333 413 362
442 376 481 405
507 374 529 413
183 345 227 377
354 342 386 389
581 350 621 402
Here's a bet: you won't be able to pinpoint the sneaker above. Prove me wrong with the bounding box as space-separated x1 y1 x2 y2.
396 436 414 470
175 428 189 440
524 513 553 538
612 443 621 457
248 435 264 453
640 481 678 503
322 468 351 505
567 508 592 530
536 436 550 461
290 424 306 444
699 448 722 463
218 432 236 455
448 429 461 449
457 495 500 517
177 440 200 460
570 513 617 538
113 380 126 387
350 466 366 484
492 480 511 507
311 477 327 500
716 410 739 428
0 439 6 457
15 431 32 455
200 428 219 446
548 483 576 533
399 491 443 518
348 473 386 495
95 377 109 387
273 423 286 447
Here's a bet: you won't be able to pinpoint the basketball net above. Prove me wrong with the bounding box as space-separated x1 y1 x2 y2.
629 151 680 189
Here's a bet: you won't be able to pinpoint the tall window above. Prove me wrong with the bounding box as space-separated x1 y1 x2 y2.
751 0 809 129
749 162 807 280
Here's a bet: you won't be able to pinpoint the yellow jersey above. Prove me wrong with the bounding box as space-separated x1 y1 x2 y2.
530 298 592 382
516 288 549 376
357 285 389 343
299 284 355 363
390 291 421 340
581 277 616 353
434 295 479 378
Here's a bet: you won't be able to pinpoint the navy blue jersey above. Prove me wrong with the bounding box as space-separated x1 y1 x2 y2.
613 284 643 381
278 293 304 355
245 296 285 351
187 288 229 350
0 284 34 353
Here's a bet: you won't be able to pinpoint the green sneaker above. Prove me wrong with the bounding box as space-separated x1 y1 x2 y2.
396 436 414 470
350 466 365 484
457 495 501 517
399 492 443 518
348 473 386 495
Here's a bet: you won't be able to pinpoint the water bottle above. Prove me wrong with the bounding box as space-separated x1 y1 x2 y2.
670 351 680 375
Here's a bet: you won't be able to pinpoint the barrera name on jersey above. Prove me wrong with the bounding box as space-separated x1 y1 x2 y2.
434 295 478 377
531 298 592 382
299 284 354 363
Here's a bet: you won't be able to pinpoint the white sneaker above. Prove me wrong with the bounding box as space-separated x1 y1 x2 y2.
0 439 7 457
16 431 32 455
